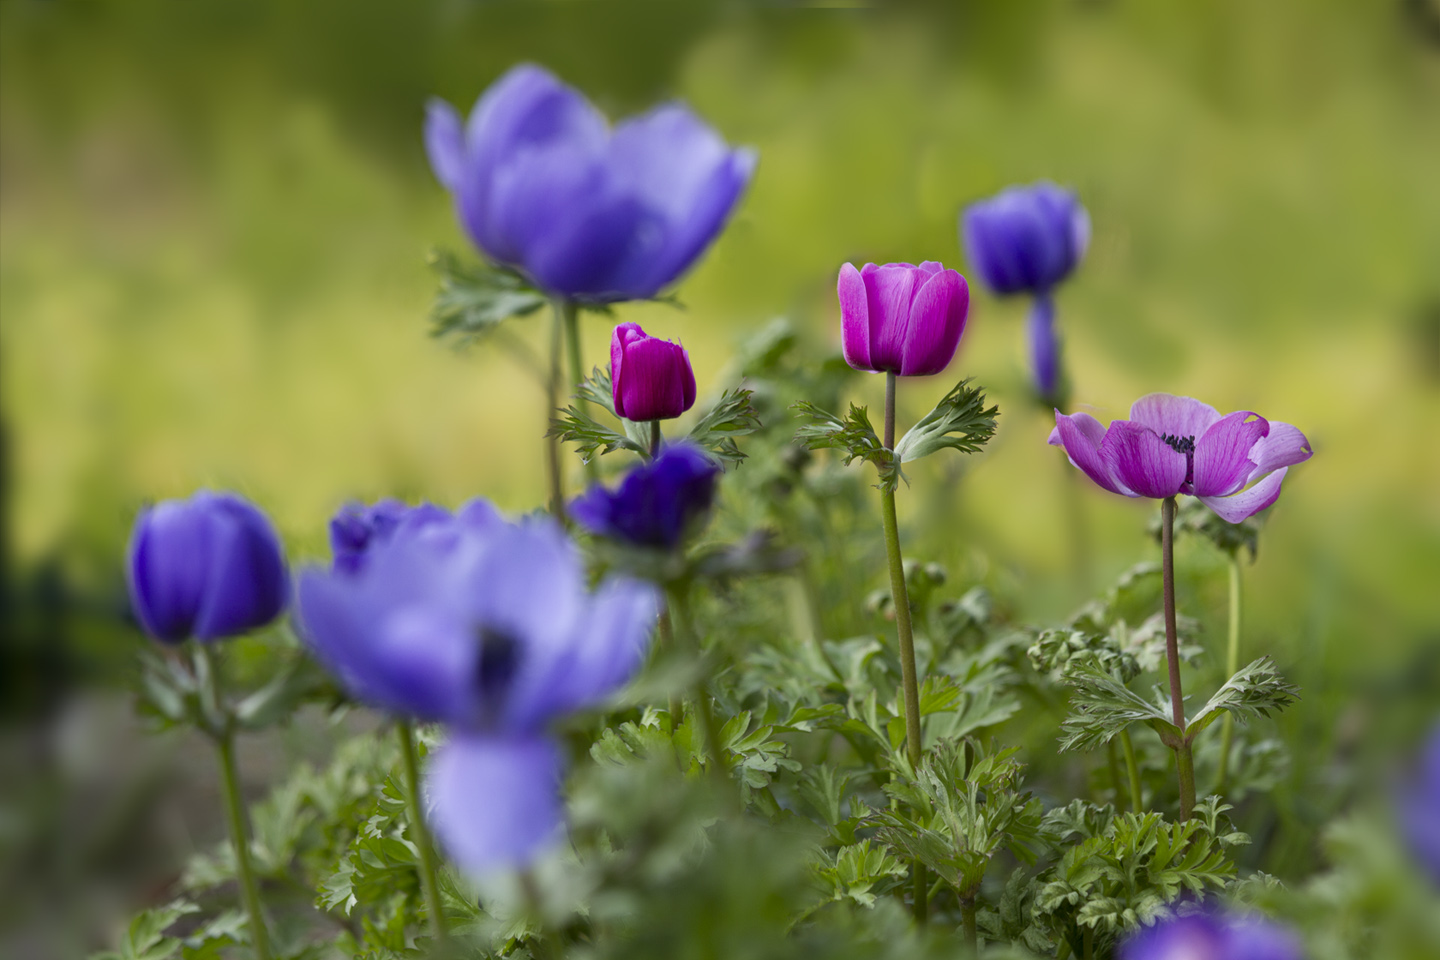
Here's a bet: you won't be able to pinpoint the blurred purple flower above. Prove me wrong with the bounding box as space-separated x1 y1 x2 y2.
1119 909 1304 960
1398 722 1440 884
610 322 697 422
837 261 971 377
1048 393 1313 523
962 182 1090 297
329 499 466 574
126 491 288 644
425 64 756 302
962 182 1089 403
571 442 720 549
297 505 657 875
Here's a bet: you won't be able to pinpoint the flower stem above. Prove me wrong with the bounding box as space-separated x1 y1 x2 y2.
1119 728 1143 813
650 419 661 458
1160 496 1195 820
546 302 566 519
1216 555 1242 795
397 720 447 943
960 898 977 954
558 298 599 486
881 371 926 924
215 731 272 960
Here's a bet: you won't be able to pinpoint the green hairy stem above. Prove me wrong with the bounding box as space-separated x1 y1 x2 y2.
1160 497 1196 820
397 720 448 943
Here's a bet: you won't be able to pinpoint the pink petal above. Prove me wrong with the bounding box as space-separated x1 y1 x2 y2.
1055 411 1133 496
1191 411 1269 497
1102 420 1188 499
863 263 919 372
899 268 968 377
1129 393 1222 442
610 322 647 418
838 263 872 371
1198 467 1289 523
1247 421 1312 483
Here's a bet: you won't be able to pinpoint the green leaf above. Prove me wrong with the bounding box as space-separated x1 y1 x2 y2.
814 840 909 908
549 404 648 463
792 401 899 489
90 899 199 960
1185 656 1300 742
1059 662 1182 752
893 378 999 463
427 249 545 343
687 387 761 467
233 656 330 730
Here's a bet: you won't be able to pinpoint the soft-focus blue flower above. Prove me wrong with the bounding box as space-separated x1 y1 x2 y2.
1398 722 1440 884
962 182 1089 297
425 64 756 303
126 491 289 644
1119 909 1304 960
297 503 658 875
328 499 464 574
570 442 720 549
961 182 1089 402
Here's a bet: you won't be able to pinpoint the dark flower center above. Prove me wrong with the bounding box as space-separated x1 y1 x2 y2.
475 626 521 699
1160 433 1196 487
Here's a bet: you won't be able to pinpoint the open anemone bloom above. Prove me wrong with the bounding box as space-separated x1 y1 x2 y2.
127 491 289 644
297 505 658 874
425 64 756 303
1049 394 1313 523
837 261 971 377
571 442 720 549
1119 909 1304 960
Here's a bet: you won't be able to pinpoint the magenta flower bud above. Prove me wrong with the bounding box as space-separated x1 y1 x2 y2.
610 322 697 422
837 261 971 377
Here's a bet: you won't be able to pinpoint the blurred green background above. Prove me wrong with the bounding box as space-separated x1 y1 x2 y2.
2 0 1439 954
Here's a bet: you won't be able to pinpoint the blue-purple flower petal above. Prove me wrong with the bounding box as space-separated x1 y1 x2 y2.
1102 420 1188 499
1129 393 1223 443
427 734 564 876
1197 467 1289 523
1191 411 1269 498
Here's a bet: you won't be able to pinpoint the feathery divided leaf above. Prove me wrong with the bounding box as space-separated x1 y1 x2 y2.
792 401 900 489
1185 656 1300 742
1059 661 1181 752
687 387 760 467
427 249 545 343
893 378 998 463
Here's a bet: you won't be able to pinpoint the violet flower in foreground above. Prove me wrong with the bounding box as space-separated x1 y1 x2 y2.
126 491 289 644
571 442 720 549
962 182 1089 402
328 498 467 574
1119 909 1304 960
610 322 697 422
837 260 971 377
1049 393 1313 523
1398 721 1440 885
297 506 658 874
425 64 756 302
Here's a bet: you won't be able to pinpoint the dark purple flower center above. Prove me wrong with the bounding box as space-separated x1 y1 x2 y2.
1160 433 1196 487
475 627 521 700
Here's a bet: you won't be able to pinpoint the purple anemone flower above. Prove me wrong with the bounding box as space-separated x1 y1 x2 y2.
1398 722 1440 885
837 261 971 377
328 498 473 574
297 505 658 875
962 182 1090 403
425 64 756 303
126 491 289 644
570 442 720 550
1119 909 1304 960
610 322 697 422
1048 393 1313 523
962 182 1090 297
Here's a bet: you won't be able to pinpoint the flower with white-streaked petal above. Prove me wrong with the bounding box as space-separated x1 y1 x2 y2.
1048 393 1312 523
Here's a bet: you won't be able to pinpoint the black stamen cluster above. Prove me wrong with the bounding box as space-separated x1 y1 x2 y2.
1160 433 1196 455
